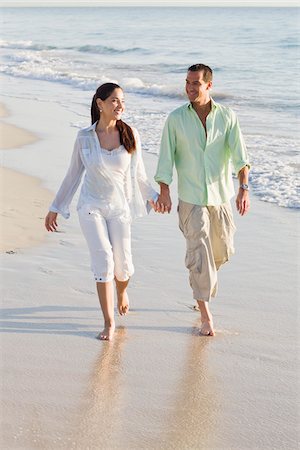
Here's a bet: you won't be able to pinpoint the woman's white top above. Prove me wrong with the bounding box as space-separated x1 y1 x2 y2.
49 123 158 220
100 144 131 188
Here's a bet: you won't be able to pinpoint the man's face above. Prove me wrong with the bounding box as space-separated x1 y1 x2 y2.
185 70 212 103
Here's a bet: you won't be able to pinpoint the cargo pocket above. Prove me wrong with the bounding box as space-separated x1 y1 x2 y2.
185 249 202 273
218 204 236 264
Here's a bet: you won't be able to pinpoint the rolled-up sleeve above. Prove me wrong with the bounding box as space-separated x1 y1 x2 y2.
49 135 85 219
154 114 176 186
227 111 250 176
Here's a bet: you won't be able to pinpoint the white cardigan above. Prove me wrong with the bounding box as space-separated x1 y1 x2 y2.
50 123 158 220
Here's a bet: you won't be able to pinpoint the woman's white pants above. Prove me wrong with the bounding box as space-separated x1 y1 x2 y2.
78 206 134 283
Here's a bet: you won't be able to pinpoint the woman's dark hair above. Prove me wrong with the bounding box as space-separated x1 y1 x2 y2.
91 82 136 153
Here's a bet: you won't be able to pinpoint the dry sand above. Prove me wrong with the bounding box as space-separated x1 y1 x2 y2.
0 96 298 450
0 167 53 253
0 103 9 118
0 103 38 150
0 103 54 253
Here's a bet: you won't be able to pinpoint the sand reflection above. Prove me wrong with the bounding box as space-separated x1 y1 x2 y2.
73 326 127 449
162 319 219 449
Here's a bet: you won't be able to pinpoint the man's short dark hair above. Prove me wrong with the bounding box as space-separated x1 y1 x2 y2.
188 64 213 82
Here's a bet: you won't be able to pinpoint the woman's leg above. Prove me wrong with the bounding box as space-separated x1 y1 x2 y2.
96 281 115 340
78 208 116 340
107 217 134 316
115 277 130 316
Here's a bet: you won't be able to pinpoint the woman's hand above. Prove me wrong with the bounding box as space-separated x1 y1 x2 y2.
45 211 58 232
149 199 158 211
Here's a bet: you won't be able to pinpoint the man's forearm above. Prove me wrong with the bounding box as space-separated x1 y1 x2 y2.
159 182 170 194
236 165 250 216
238 166 249 186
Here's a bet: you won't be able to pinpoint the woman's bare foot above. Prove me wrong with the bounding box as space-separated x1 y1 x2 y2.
96 321 115 341
200 319 215 336
117 291 129 316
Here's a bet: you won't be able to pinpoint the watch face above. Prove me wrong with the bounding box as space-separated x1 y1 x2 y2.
240 184 249 190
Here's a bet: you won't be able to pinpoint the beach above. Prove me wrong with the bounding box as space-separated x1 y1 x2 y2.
0 94 298 450
1 5 299 448
0 104 53 253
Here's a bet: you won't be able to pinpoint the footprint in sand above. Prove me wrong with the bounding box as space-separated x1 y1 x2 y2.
72 287 95 296
38 267 53 275
59 239 74 247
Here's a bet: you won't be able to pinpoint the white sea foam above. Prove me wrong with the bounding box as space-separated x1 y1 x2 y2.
247 134 300 209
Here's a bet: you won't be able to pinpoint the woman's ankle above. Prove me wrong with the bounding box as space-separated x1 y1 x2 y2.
104 318 115 327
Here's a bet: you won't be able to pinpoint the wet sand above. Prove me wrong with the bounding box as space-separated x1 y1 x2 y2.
0 96 298 450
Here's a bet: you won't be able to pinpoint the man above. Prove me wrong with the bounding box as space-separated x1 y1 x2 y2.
154 63 250 336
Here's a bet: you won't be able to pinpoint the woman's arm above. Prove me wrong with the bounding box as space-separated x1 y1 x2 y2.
45 135 85 230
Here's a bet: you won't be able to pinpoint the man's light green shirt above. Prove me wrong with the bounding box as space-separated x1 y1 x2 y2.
154 98 250 206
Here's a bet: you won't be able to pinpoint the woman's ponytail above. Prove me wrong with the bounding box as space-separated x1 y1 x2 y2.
116 120 136 154
91 93 100 125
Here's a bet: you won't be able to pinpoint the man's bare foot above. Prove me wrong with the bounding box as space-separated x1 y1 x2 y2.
196 300 215 337
96 321 115 341
200 319 215 336
117 290 129 316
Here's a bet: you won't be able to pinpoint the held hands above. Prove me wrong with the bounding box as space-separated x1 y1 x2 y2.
236 188 250 216
45 211 58 232
149 191 172 214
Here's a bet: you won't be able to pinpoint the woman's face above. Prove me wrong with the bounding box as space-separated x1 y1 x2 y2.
97 88 125 121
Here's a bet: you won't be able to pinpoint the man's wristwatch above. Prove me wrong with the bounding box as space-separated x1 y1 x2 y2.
240 183 249 190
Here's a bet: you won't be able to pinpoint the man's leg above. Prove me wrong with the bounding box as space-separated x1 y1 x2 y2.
208 203 236 270
178 200 217 336
197 299 215 336
197 203 236 336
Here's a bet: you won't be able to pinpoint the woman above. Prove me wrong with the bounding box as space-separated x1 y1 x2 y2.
45 83 158 341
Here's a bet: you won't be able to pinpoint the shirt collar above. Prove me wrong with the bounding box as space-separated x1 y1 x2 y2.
84 121 98 132
187 97 218 110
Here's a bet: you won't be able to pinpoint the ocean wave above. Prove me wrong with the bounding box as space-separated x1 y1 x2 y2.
0 39 149 55
0 39 57 51
278 38 299 49
0 57 233 103
75 45 149 55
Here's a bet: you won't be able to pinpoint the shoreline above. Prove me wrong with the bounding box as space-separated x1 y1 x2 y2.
0 94 298 450
0 102 53 253
0 101 38 150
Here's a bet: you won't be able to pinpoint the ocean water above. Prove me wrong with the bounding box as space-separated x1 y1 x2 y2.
1 6 299 209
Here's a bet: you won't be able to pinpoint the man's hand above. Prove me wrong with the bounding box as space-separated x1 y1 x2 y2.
156 193 172 213
236 189 250 216
155 183 172 213
45 211 58 231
